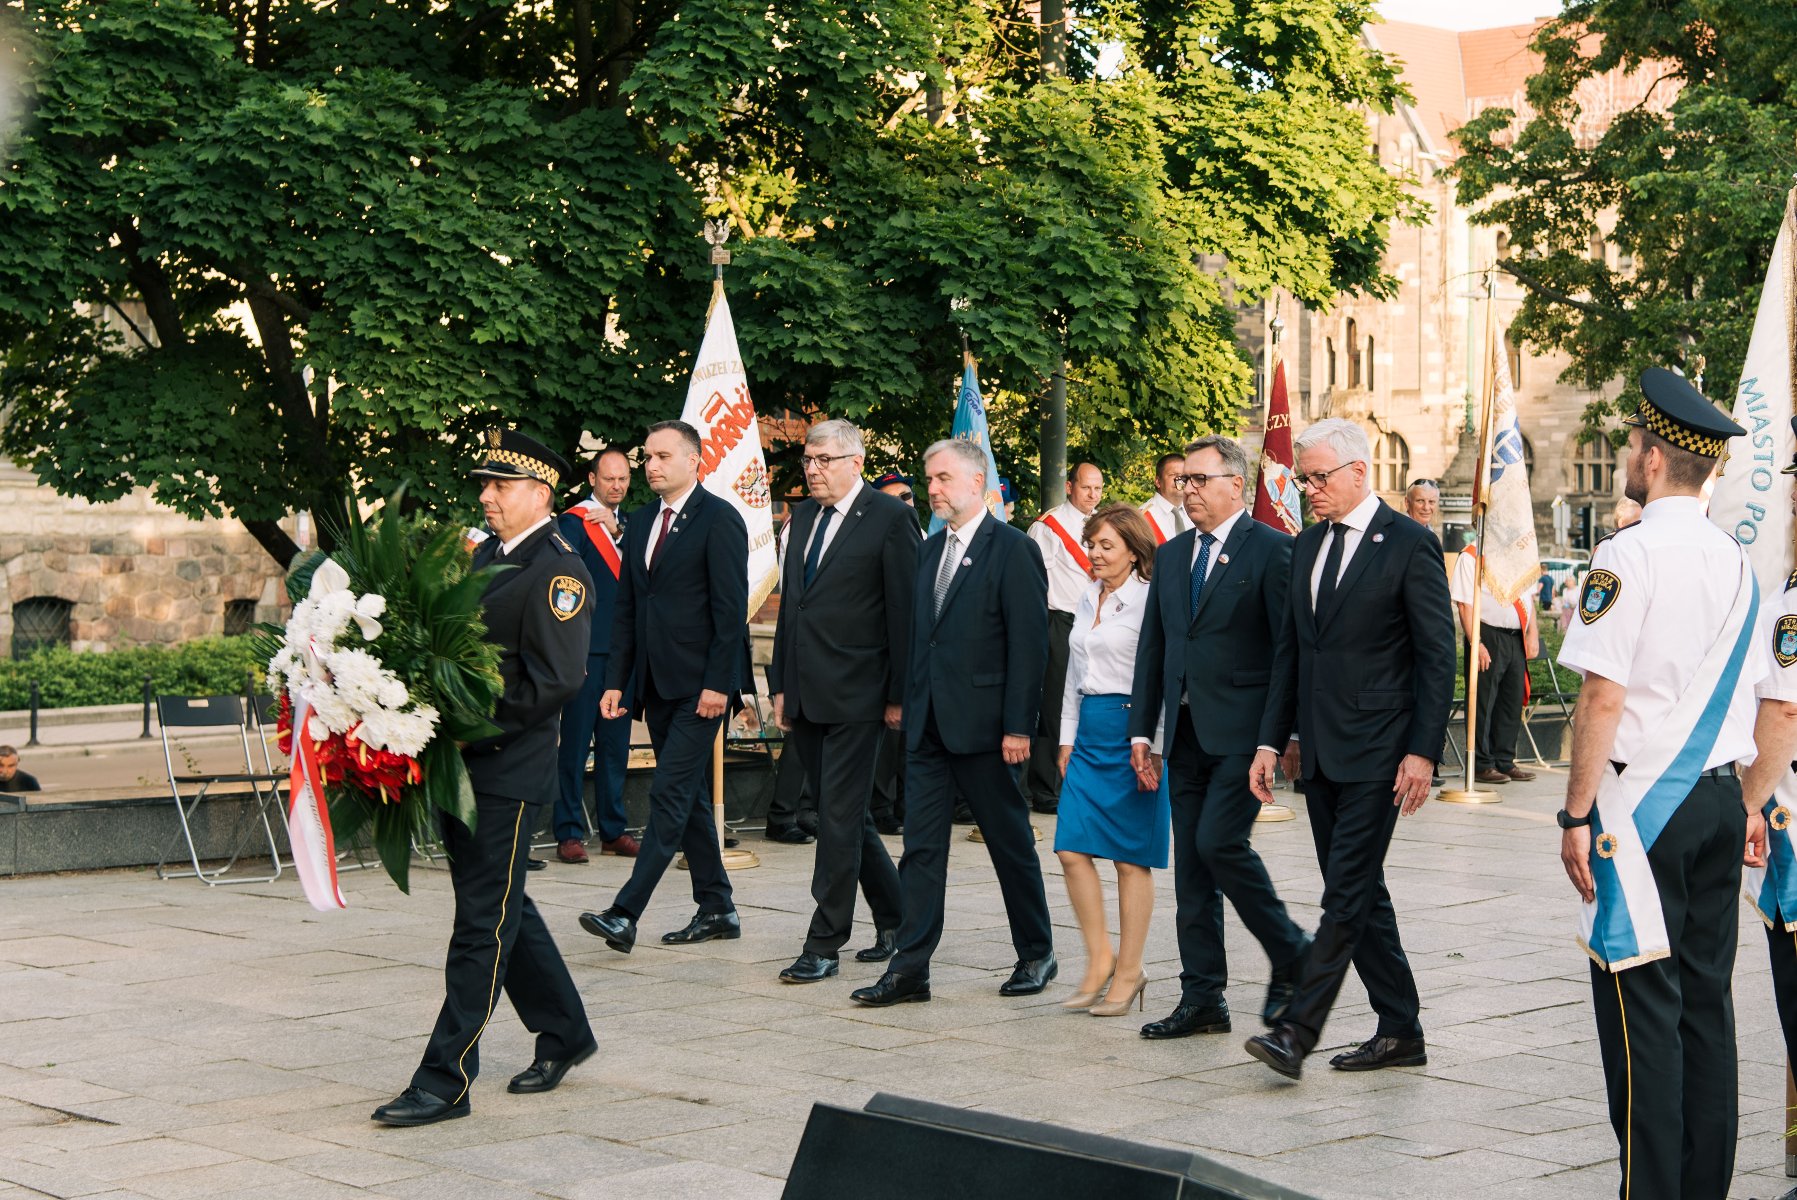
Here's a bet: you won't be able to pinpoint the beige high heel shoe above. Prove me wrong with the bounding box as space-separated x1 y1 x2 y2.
1088 976 1148 1017
1061 975 1113 1010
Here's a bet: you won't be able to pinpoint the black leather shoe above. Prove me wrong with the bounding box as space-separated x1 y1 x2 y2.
1030 799 1059 816
578 908 636 954
851 971 931 1007
999 953 1058 996
952 803 976 824
662 910 741 944
854 927 898 963
371 1087 470 1126
873 814 904 835
1329 1034 1427 1071
1245 1024 1306 1079
779 952 840 983
1140 1001 1231 1039
1263 934 1312 1026
507 1041 596 1094
766 824 814 844
526 856 547 871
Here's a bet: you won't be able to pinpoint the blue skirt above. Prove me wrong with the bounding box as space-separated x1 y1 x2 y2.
1053 694 1170 869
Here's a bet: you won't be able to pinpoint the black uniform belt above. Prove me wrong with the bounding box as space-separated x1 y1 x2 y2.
1610 762 1736 778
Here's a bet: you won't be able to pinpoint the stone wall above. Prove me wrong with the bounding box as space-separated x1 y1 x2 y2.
0 465 290 656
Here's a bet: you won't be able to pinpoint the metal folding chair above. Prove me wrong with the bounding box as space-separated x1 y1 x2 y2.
155 695 286 884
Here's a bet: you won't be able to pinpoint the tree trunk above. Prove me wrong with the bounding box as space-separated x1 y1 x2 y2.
242 517 301 569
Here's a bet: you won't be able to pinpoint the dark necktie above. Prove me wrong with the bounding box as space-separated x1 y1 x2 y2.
1189 532 1216 620
648 507 675 571
803 507 835 589
1316 522 1349 613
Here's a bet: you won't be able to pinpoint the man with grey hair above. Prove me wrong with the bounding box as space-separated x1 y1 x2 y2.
1403 479 1439 532
852 436 1056 1006
1244 417 1455 1080
767 419 917 983
1129 434 1310 1040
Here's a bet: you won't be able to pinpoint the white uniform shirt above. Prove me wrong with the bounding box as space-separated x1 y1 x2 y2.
1030 501 1095 614
1141 493 1189 542
1450 550 1526 630
1308 492 1381 607
1558 495 1765 769
1755 580 1797 704
1061 575 1163 746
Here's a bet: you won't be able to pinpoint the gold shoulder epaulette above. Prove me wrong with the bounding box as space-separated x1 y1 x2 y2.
1785 567 1797 593
551 532 574 553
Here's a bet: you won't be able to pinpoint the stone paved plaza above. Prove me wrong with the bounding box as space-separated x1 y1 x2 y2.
0 773 1792 1199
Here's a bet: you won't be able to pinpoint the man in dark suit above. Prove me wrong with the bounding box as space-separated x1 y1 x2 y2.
1128 435 1309 1040
552 447 640 863
851 437 1056 1006
768 420 917 984
373 431 594 1127
1244 418 1454 1080
578 420 749 953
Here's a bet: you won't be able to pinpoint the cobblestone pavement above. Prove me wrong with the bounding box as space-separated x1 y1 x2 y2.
0 772 1791 1199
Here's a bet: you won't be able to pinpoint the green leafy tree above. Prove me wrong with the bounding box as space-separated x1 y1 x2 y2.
0 0 1412 561
1454 1 1797 434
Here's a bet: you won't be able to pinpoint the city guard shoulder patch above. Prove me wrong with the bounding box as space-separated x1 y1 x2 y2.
1777 614 1797 669
1579 569 1621 625
549 575 586 621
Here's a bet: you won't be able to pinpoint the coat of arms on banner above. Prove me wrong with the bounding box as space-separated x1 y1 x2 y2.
1777 614 1797 668
734 459 771 509
1580 569 1620 624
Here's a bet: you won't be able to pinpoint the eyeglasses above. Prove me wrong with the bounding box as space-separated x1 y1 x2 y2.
1407 478 1437 490
801 452 858 471
1294 461 1364 490
1174 472 1240 490
894 491 915 504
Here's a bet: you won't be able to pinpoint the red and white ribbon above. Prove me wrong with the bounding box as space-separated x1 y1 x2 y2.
287 689 346 911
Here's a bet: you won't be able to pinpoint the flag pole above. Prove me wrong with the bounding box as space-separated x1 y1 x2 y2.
1258 307 1296 824
1441 271 1502 804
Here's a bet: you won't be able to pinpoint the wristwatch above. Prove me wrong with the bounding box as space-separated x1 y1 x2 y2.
1556 809 1593 829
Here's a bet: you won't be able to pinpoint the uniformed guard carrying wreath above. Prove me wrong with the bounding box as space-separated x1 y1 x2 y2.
1555 370 1766 1200
372 430 597 1127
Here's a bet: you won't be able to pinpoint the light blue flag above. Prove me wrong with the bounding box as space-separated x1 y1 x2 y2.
929 358 1007 534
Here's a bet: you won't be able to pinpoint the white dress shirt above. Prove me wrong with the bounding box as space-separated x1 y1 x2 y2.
571 495 622 539
643 483 698 569
1558 495 1764 769
1450 549 1526 630
1308 491 1382 607
1062 575 1163 746
1191 508 1245 578
801 477 864 565
933 506 986 595
1029 501 1095 614
1142 492 1189 541
499 514 553 556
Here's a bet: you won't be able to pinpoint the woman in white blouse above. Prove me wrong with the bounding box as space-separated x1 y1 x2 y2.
1054 503 1170 1016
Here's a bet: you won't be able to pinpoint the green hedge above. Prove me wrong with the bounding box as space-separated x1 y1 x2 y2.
0 637 268 711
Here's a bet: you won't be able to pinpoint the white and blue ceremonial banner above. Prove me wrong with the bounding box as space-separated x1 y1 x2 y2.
1710 189 1796 601
1581 548 1760 971
928 355 1006 535
1475 329 1541 604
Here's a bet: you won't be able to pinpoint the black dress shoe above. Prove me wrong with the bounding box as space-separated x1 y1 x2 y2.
578 908 636 954
1244 1024 1306 1079
779 952 840 983
371 1087 470 1126
1262 934 1312 1026
1030 799 1059 816
526 856 547 871
952 803 975 824
854 927 898 963
999 953 1058 996
1329 1034 1427 1071
1140 1001 1231 1039
507 1041 596 1094
662 910 740 944
872 815 904 835
766 824 814 844
851 971 931 1006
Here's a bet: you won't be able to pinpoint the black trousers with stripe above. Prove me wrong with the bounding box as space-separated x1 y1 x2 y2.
1588 775 1743 1200
412 795 591 1102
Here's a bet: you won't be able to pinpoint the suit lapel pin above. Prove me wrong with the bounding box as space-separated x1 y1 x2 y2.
1372 533 1384 543
962 556 972 567
1218 554 1230 564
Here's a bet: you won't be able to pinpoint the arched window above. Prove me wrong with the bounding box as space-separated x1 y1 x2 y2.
1574 435 1617 494
1520 434 1535 479
12 597 73 659
1506 328 1523 389
223 599 258 638
1366 337 1376 390
1346 319 1362 388
1370 431 1410 494
1496 230 1511 259
1325 338 1337 387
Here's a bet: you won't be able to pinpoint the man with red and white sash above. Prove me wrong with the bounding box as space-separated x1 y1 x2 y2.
1140 453 1189 545
552 448 639 863
1025 462 1103 815
1555 369 1761 1200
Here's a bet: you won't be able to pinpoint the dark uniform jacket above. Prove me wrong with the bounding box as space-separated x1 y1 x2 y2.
1129 515 1293 759
1257 501 1455 783
463 521 592 803
606 484 748 700
903 516 1049 755
768 486 920 726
